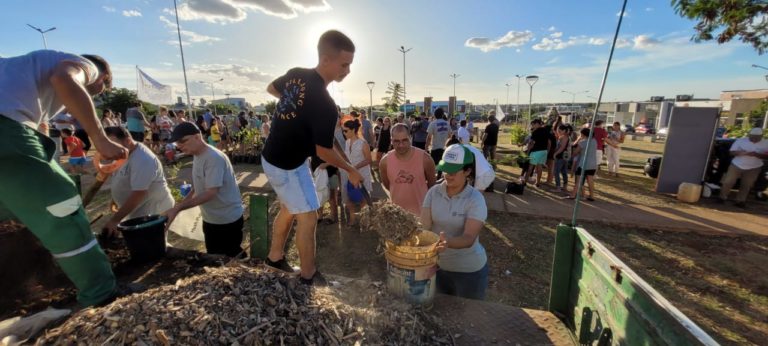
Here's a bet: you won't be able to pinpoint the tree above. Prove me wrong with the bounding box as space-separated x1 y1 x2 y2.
265 100 277 115
382 82 403 112
672 0 768 54
98 88 139 115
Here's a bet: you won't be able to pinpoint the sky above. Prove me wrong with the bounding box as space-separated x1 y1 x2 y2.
1 0 766 108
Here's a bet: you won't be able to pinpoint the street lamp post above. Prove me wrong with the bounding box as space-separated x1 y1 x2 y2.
515 74 523 123
26 24 56 49
198 78 224 116
752 64 768 83
525 75 539 122
398 46 412 114
505 82 512 120
561 90 589 117
366 81 375 117
450 73 460 115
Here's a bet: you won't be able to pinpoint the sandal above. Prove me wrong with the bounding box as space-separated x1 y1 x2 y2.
586 197 595 202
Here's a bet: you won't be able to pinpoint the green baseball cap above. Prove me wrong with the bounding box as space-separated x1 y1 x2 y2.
437 144 474 174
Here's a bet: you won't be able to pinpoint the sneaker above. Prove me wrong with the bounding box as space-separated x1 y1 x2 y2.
300 270 328 286
265 257 295 273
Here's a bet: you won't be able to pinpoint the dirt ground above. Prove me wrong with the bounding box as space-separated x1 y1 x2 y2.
306 212 767 345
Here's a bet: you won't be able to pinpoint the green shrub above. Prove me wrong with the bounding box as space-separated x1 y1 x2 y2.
509 125 528 146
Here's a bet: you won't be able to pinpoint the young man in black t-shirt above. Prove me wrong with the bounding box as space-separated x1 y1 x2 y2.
481 115 500 160
261 30 363 286
521 119 550 186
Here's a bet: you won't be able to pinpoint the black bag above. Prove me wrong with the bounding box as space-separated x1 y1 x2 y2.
505 182 525 195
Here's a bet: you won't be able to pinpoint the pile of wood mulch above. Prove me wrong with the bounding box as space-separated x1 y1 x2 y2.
39 263 451 345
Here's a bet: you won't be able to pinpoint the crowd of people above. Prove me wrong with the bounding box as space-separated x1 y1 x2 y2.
6 29 764 312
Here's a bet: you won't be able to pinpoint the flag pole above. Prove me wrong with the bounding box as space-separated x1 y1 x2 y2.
173 0 193 117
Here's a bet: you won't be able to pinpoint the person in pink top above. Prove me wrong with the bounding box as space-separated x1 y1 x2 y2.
379 123 437 215
592 120 608 174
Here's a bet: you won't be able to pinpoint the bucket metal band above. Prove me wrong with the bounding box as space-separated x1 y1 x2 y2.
52 238 98 259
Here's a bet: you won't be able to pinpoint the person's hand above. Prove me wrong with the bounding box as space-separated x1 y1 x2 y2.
163 207 180 231
94 135 128 160
434 232 448 253
347 168 364 188
110 200 118 213
103 218 120 238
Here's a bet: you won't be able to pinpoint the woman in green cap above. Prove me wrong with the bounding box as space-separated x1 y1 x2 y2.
420 144 489 300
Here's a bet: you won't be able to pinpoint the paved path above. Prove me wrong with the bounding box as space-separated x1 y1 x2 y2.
162 162 768 238
482 183 768 237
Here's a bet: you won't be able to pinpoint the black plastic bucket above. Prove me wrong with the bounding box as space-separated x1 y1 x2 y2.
117 215 168 263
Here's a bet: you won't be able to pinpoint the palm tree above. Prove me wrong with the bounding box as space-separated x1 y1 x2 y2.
382 81 403 112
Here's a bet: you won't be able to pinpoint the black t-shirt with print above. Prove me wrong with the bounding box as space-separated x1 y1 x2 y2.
530 127 550 152
262 68 337 170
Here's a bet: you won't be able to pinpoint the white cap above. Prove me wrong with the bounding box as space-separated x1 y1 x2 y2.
749 127 763 136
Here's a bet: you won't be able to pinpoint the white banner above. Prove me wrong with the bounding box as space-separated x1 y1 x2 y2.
136 66 173 105
496 103 506 119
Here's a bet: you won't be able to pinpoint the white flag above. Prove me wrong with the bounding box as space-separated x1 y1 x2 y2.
136 67 173 105
496 103 506 120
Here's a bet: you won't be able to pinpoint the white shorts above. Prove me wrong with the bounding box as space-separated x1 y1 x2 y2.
262 157 319 214
596 149 604 166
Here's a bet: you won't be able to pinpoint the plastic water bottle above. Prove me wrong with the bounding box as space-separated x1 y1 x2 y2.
180 181 192 198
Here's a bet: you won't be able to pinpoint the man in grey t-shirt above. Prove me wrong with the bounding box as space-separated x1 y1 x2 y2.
426 108 452 178
103 127 175 235
166 122 245 257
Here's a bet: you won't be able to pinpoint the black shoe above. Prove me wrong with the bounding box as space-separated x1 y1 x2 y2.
266 257 294 273
300 270 328 286
734 201 747 209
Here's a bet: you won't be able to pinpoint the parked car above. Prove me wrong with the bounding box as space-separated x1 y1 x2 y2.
705 138 768 200
635 124 655 134
656 127 668 139
623 124 635 133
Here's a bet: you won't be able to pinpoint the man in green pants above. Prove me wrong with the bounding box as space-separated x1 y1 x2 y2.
0 50 128 307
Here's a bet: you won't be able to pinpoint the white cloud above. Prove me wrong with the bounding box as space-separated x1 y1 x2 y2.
546 57 559 65
122 10 142 17
548 26 556 32
516 48 521 53
550 32 563 38
533 37 570 51
616 11 629 17
633 35 660 50
161 62 174 66
589 37 607 45
645 7 654 12
159 16 222 46
465 30 535 52
102 6 116 13
616 38 631 48
165 0 331 23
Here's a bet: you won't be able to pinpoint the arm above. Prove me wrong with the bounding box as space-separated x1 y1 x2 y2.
356 142 372 169
423 151 437 188
103 190 149 235
316 145 363 187
379 154 391 191
165 187 219 229
443 218 484 249
49 61 127 160
426 133 433 150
